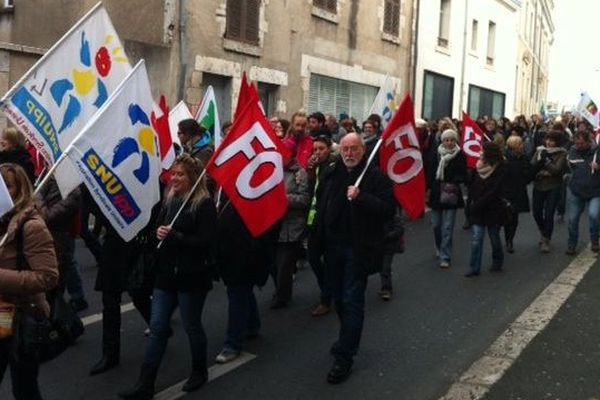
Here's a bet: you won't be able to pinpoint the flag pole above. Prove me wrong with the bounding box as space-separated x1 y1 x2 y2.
156 168 207 249
33 150 71 194
350 137 384 198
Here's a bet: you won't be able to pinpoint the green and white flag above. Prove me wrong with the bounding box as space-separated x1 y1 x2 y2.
195 86 222 149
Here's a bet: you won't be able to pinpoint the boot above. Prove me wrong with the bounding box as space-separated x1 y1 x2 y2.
118 364 157 400
89 354 119 376
182 369 208 392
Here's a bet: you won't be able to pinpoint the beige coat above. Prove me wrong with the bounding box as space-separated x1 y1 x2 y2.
0 204 58 317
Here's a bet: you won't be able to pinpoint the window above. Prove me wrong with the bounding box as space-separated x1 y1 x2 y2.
468 85 505 119
422 70 454 120
313 0 337 13
471 19 478 52
4 0 13 7
438 0 451 47
486 21 496 65
225 0 260 45
308 74 378 123
257 82 279 117
383 0 401 37
201 73 232 123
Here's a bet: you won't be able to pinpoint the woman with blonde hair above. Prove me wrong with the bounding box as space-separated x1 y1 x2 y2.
0 163 58 399
119 154 217 399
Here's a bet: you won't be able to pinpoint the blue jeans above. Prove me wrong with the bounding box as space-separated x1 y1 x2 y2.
144 289 208 371
431 209 457 263
567 190 600 248
325 245 368 365
469 225 504 273
224 284 261 353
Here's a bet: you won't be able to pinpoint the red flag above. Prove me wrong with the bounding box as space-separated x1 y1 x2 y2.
206 95 290 237
379 95 425 220
151 95 176 169
461 112 483 169
234 72 254 120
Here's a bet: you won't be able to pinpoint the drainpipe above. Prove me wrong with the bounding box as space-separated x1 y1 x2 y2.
178 0 188 102
410 0 420 100
457 0 469 116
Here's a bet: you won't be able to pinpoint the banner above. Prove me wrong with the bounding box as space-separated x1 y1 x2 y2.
378 95 425 220
367 75 398 129
206 96 290 237
0 3 131 197
67 60 161 242
461 112 484 169
576 92 600 128
195 86 222 149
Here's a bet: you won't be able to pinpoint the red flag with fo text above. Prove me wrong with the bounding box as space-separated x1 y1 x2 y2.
378 95 425 220
151 95 176 169
461 112 483 169
206 96 290 237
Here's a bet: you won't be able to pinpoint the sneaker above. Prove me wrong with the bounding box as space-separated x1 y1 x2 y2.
506 242 514 254
378 290 392 301
439 261 450 269
592 242 600 253
540 239 550 254
566 246 576 256
215 349 240 364
327 361 352 384
311 304 331 317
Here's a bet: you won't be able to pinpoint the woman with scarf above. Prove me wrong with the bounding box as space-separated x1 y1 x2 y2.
503 136 532 253
426 129 467 269
530 130 567 253
466 142 507 277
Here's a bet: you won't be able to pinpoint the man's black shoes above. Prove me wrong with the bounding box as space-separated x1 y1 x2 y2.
327 361 352 384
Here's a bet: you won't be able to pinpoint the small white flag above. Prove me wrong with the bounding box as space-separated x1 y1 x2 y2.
0 173 14 218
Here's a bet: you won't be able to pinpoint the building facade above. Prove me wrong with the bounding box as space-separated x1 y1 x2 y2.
0 0 415 128
414 0 521 120
515 0 554 117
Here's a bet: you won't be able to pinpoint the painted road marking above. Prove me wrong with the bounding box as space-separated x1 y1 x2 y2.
154 352 257 400
81 302 135 326
439 245 598 400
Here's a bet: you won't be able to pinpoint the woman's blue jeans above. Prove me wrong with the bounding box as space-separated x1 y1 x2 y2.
144 289 208 371
469 224 504 273
431 208 457 264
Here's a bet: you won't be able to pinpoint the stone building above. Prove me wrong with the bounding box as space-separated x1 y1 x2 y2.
515 0 554 117
0 0 415 128
414 0 521 120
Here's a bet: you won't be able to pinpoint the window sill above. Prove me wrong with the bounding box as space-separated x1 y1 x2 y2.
223 38 262 57
435 45 451 56
468 50 478 58
311 6 338 24
381 32 401 45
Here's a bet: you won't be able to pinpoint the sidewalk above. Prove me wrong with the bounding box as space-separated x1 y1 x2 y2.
484 253 600 400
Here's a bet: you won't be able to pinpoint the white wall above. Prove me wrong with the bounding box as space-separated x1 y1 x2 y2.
415 0 519 119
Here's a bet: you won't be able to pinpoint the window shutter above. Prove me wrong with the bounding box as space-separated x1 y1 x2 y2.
244 0 260 44
384 0 400 36
226 0 242 41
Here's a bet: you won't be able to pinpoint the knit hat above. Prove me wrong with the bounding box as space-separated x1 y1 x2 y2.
441 129 459 141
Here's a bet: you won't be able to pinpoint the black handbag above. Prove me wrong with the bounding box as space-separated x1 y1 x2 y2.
439 182 460 206
12 221 84 363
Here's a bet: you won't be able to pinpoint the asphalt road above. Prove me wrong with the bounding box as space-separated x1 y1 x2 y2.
0 210 589 400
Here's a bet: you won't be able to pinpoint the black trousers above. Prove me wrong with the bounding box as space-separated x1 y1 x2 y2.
0 338 42 400
101 289 152 359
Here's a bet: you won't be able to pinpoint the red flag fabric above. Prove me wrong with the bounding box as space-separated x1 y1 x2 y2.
206 96 290 237
378 95 425 220
461 112 484 169
151 95 176 169
234 72 255 121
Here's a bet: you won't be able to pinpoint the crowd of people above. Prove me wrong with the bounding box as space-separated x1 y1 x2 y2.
0 107 598 399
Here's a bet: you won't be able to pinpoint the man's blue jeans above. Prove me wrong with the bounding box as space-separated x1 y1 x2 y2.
567 190 600 248
144 289 208 371
325 244 368 365
469 225 503 273
431 209 457 264
223 284 261 353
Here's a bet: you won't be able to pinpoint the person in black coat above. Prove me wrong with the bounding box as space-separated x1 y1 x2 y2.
503 136 531 253
313 133 395 383
425 129 467 269
466 142 507 277
0 127 36 184
120 154 216 399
